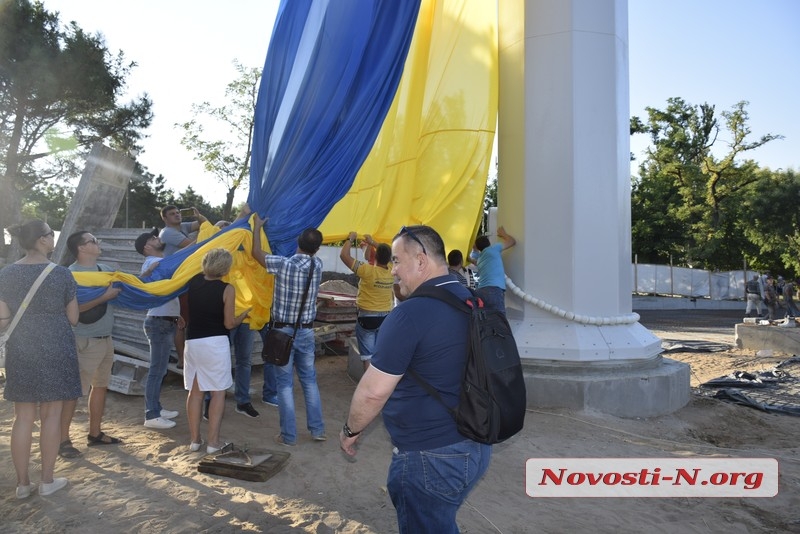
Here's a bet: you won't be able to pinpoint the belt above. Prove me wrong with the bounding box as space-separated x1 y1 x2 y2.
272 321 314 329
358 310 390 316
151 316 179 323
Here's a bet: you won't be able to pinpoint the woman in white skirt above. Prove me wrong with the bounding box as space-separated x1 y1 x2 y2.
184 248 250 454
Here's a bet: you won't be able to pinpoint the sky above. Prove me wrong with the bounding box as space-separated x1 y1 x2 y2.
41 0 800 205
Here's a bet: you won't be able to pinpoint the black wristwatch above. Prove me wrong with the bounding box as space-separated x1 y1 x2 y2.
342 422 361 438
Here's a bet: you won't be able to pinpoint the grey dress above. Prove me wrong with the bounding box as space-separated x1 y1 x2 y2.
0 263 82 402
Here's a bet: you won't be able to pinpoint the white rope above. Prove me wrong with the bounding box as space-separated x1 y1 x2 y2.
504 275 640 326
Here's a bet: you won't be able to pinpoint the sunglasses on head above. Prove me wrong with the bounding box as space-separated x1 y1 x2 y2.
400 226 427 255
40 230 54 238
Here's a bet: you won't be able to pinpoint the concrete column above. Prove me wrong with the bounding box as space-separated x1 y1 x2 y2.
498 0 689 416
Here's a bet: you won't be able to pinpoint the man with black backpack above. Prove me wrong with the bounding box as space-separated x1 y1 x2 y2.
339 225 492 534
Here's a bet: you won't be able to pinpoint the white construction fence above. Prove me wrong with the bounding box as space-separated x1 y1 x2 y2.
633 264 757 301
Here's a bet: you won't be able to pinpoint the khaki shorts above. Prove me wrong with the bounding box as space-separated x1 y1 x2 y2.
75 336 115 396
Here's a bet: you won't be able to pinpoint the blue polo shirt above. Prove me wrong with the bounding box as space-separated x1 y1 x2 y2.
370 275 470 451
476 243 506 289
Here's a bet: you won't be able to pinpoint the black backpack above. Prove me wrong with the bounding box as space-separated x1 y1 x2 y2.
745 279 759 294
407 285 527 444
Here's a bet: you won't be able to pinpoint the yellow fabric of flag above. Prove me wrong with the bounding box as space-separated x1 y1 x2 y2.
320 0 498 256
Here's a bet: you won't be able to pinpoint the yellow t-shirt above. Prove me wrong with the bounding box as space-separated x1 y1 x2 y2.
353 260 394 312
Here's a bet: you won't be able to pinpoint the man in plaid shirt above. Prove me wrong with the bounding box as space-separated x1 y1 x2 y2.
252 215 326 446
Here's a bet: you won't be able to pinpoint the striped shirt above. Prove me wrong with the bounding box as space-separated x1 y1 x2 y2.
264 253 323 325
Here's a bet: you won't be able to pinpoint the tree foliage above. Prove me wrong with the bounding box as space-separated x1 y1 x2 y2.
112 166 175 229
176 59 260 220
741 168 800 275
111 172 228 230
0 0 152 256
22 181 72 228
631 98 783 271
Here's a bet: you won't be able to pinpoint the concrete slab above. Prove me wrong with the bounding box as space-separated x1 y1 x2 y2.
54 143 134 265
735 321 800 355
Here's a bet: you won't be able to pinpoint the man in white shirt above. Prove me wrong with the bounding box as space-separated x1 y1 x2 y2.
135 229 183 429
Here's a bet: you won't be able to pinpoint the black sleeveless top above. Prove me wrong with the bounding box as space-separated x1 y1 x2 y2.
186 273 229 340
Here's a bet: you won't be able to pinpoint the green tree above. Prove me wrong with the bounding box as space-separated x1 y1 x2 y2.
0 0 152 256
113 167 175 229
177 59 260 220
741 168 800 277
631 98 781 269
482 175 497 236
22 182 73 229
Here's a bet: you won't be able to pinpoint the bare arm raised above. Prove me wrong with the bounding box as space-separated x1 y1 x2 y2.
497 226 516 250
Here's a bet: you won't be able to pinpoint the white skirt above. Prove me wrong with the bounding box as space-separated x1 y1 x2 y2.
183 335 233 392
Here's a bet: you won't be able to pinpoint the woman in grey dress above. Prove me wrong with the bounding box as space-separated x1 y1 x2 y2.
0 220 82 499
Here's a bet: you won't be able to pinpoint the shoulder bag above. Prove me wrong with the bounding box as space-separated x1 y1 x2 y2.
0 263 57 368
78 265 108 324
261 260 316 366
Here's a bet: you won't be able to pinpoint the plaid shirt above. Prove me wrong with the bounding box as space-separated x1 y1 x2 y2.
264 253 323 325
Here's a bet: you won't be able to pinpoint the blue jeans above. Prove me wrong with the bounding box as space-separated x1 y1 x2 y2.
477 286 506 315
274 327 324 443
143 316 177 420
785 296 800 317
258 326 277 401
355 312 388 361
230 323 255 405
388 440 492 534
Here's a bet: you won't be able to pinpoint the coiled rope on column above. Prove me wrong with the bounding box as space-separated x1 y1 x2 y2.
504 275 640 326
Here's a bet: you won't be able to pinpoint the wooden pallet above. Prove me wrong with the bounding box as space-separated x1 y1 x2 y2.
197 449 290 482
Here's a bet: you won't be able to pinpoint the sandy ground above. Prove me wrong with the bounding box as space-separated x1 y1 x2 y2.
2 312 800 533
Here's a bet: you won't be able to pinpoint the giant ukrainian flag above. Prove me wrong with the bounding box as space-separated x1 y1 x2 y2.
73 0 498 329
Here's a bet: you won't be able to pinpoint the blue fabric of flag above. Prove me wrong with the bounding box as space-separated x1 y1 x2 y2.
248 0 421 256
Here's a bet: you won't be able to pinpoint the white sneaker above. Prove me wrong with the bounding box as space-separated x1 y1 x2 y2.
207 442 232 454
16 483 36 499
189 439 204 452
144 417 176 429
39 477 68 496
160 409 179 419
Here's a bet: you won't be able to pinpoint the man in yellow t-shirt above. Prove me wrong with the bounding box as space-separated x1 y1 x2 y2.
340 232 395 370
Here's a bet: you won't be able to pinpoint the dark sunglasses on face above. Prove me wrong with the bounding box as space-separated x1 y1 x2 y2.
400 226 427 255
83 237 100 245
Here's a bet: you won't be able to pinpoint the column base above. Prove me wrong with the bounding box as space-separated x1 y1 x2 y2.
523 356 690 417
510 315 663 361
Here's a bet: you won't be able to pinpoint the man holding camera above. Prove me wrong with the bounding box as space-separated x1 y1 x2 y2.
159 205 208 368
159 205 208 256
